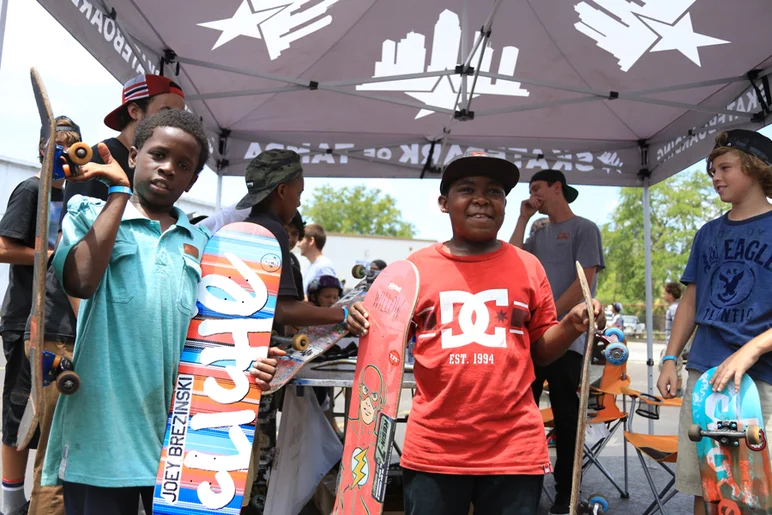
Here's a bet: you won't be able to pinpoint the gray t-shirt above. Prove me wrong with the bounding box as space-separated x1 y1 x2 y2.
665 300 679 344
524 215 605 354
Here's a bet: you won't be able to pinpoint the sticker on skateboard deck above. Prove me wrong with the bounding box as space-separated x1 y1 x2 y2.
17 68 91 450
266 266 379 395
153 222 281 515
570 261 608 515
333 260 419 515
690 367 772 514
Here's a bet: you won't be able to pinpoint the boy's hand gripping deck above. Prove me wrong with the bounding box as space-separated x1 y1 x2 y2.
266 266 379 394
153 222 281 514
332 260 419 515
17 68 90 449
570 262 608 515
690 368 772 514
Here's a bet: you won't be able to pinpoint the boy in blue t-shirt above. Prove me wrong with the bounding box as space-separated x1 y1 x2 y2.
657 129 772 515
40 110 280 515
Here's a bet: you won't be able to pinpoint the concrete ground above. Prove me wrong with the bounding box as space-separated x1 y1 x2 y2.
1 340 690 514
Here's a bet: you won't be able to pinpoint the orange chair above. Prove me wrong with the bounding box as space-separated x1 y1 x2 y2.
622 387 682 515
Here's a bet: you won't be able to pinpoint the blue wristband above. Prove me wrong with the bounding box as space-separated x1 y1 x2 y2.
108 185 132 196
341 306 349 325
661 355 678 365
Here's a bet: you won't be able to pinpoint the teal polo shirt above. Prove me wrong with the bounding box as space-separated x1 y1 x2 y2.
42 195 210 487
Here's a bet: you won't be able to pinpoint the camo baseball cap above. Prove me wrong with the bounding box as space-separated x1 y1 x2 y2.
236 149 304 210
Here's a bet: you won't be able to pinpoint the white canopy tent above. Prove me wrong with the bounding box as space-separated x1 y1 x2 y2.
15 0 772 407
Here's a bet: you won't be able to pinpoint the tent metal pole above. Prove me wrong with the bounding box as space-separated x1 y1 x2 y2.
628 71 772 96
0 0 8 73
186 85 306 101
643 178 655 434
216 172 223 212
617 95 753 118
474 95 601 116
328 69 452 87
460 0 468 107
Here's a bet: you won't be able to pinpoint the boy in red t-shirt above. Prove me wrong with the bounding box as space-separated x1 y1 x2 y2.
346 150 605 515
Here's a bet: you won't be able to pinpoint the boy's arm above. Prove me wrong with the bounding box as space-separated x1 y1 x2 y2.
54 144 131 299
531 299 604 366
0 236 36 265
509 215 530 249
275 297 346 327
711 327 772 392
196 203 250 234
662 284 696 359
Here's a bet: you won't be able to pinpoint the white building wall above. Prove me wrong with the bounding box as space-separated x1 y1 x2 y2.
295 233 436 289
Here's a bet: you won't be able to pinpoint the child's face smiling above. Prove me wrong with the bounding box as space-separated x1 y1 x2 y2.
711 151 754 204
129 126 200 210
440 176 506 243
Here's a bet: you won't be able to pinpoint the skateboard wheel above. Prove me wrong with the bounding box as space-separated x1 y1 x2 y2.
351 264 366 279
56 371 80 395
603 327 625 343
605 343 629 365
292 334 309 352
745 424 763 447
588 493 608 513
68 142 92 165
688 424 703 442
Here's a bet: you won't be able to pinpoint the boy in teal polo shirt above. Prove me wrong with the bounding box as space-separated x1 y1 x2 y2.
41 110 281 515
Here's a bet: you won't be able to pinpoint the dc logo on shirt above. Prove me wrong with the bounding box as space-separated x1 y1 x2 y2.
439 289 508 349
709 261 754 308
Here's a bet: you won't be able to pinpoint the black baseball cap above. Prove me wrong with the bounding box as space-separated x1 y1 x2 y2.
716 129 772 165
440 150 519 195
530 169 579 203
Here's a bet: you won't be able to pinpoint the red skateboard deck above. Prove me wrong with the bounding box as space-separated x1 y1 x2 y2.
153 222 281 514
333 260 419 515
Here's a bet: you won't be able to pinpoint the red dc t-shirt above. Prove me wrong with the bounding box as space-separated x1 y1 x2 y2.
400 242 557 475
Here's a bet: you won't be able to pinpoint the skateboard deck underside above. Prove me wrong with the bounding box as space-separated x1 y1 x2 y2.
333 260 419 515
692 369 772 514
153 222 281 515
267 274 373 394
17 68 57 450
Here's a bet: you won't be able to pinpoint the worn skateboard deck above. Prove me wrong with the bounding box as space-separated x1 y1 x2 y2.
153 222 281 514
570 261 608 515
333 260 419 515
691 368 772 514
17 68 90 449
266 267 378 394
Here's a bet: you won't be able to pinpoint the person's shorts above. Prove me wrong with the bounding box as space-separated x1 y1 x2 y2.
2 330 38 448
676 369 772 496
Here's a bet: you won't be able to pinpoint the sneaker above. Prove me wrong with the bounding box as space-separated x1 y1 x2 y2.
546 431 557 448
549 493 570 515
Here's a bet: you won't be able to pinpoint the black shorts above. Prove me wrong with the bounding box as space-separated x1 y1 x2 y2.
2 330 38 448
63 482 153 515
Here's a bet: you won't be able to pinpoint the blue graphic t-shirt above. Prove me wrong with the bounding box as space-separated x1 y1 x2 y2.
682 210 772 383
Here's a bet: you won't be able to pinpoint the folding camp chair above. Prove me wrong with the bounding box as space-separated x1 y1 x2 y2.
582 348 632 498
622 387 682 515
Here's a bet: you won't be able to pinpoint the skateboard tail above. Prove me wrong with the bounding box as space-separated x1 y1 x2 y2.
17 68 56 450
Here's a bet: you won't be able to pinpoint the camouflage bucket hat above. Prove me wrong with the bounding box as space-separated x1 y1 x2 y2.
236 149 303 210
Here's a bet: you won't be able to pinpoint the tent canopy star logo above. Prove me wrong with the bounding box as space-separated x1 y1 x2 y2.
574 0 729 72
356 9 529 119
198 0 339 60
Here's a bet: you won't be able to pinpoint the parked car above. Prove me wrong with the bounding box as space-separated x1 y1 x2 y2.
621 315 646 337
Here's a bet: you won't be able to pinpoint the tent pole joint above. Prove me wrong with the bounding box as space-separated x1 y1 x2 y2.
637 139 651 180
455 64 475 76
608 91 619 100
454 109 475 121
161 48 179 76
308 81 319 90
747 69 772 123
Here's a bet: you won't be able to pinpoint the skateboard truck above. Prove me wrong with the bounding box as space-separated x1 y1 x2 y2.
42 350 79 395
351 264 379 283
688 421 765 449
53 142 92 180
270 332 310 352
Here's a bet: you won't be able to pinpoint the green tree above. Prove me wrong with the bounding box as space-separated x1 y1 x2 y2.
304 184 417 238
598 167 725 315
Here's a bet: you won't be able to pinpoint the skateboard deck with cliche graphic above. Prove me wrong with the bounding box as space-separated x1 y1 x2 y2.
690 368 772 514
333 260 419 515
153 222 281 514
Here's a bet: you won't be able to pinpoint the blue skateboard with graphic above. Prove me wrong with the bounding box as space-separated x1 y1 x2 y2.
690 367 772 514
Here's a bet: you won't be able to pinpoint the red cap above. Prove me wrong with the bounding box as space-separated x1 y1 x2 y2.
103 74 185 131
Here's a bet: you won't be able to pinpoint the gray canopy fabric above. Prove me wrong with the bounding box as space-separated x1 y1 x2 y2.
32 0 772 187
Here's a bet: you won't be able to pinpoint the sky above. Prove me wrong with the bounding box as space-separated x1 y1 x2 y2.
0 0 642 242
